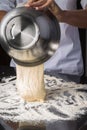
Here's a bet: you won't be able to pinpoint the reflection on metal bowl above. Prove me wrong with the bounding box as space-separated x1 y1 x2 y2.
0 7 60 66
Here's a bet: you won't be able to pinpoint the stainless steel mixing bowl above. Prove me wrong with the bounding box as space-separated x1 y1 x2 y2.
0 7 60 66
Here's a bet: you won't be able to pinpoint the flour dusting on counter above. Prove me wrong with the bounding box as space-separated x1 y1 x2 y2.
0 74 87 123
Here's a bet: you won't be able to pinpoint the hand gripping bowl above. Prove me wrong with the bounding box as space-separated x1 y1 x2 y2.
0 7 60 66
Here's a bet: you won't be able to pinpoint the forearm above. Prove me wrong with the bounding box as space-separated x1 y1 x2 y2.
0 11 7 21
50 1 87 28
60 9 87 28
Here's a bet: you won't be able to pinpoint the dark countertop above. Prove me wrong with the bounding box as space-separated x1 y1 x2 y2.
0 66 87 130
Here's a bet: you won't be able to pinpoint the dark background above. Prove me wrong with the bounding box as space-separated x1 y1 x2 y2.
77 0 87 83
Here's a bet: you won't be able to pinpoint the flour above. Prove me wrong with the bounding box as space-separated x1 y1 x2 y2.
0 74 87 124
16 64 46 102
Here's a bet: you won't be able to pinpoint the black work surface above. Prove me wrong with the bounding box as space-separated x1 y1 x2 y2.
0 66 87 130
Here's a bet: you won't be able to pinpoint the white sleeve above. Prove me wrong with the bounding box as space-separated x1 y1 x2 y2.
81 0 87 9
0 0 16 12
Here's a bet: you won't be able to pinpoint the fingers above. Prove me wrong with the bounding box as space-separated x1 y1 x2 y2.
25 0 35 7
29 0 47 7
35 0 53 10
25 0 53 10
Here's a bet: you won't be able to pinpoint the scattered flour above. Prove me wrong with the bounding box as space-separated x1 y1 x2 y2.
0 74 87 124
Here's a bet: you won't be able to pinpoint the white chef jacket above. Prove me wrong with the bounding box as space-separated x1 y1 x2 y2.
45 0 84 76
0 0 86 76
